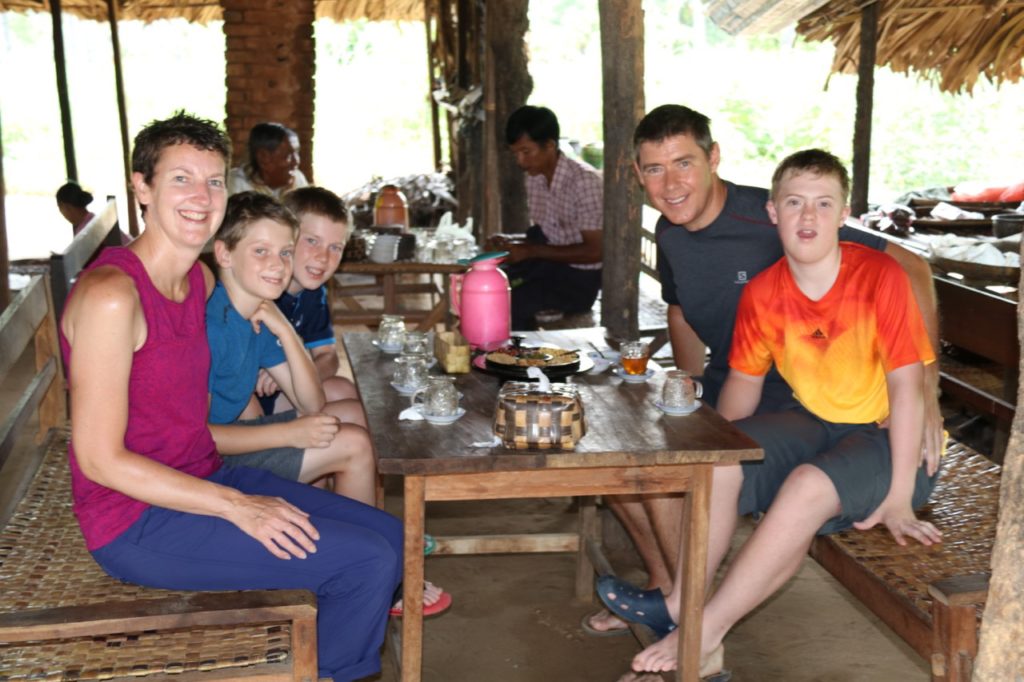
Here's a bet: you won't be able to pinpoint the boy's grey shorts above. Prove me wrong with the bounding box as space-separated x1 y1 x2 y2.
219 409 305 481
735 406 940 535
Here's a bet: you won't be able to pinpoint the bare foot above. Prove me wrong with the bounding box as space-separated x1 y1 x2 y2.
392 581 446 611
632 634 724 677
632 630 679 673
585 608 630 634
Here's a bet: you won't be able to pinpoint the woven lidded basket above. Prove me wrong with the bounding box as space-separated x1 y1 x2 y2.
492 382 586 450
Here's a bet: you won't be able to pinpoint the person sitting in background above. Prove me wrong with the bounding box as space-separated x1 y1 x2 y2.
227 122 309 199
487 105 603 330
56 181 95 236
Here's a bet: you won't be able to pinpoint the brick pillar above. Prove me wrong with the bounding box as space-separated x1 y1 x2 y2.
222 0 315 183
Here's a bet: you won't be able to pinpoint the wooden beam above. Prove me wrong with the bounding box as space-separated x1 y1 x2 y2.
599 0 645 340
106 0 140 238
51 0 77 182
851 1 878 218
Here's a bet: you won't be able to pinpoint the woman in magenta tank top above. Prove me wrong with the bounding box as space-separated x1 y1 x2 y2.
58 113 402 682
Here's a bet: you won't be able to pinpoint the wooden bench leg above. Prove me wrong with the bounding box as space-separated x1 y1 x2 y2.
928 574 989 682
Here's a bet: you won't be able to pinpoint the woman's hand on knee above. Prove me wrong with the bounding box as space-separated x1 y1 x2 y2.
227 493 320 560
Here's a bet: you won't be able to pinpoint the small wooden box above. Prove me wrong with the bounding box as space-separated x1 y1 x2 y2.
434 330 471 373
493 383 586 450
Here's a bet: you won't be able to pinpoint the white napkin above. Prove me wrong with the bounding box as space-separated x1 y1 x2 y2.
930 201 984 221
435 211 474 240
928 234 1020 266
399 405 424 421
526 366 552 391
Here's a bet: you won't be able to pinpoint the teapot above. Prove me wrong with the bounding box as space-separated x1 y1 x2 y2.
450 251 510 351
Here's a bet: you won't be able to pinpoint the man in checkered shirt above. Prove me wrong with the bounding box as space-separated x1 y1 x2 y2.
490 105 603 330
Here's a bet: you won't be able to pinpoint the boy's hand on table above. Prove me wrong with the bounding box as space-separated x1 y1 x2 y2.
288 413 341 449
254 368 280 397
854 500 942 546
227 493 319 560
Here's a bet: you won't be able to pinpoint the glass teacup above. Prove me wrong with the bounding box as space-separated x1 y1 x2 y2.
411 375 459 417
393 353 429 391
377 314 406 352
662 370 703 410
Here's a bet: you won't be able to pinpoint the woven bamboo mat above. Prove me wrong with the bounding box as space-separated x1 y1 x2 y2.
0 429 293 680
822 440 1000 622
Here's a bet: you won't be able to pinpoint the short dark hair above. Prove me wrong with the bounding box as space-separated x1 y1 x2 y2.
56 181 93 209
633 105 714 160
770 149 850 202
247 122 297 171
505 105 560 146
215 191 299 251
283 186 348 224
131 111 231 185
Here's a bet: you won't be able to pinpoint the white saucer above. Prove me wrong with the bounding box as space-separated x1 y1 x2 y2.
420 406 466 425
373 338 403 354
586 351 614 374
390 381 426 396
613 366 655 383
654 399 701 416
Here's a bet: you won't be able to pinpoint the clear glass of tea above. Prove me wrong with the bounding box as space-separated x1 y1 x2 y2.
619 341 650 375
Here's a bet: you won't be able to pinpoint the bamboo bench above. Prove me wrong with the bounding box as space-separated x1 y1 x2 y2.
0 205 322 681
809 439 998 682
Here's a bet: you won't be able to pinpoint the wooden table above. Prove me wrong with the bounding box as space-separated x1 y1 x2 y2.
342 328 762 681
332 260 467 331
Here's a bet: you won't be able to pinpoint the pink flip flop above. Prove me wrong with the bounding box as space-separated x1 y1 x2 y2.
389 589 453 618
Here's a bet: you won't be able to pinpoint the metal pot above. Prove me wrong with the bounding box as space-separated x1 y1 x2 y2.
992 212 1024 238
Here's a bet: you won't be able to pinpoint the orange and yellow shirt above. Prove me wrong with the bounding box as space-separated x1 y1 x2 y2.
729 242 934 424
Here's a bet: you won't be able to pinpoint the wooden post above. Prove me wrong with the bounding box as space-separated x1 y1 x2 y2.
51 0 77 182
974 271 1024 680
0 109 8 313
598 0 645 341
482 29 500 236
487 0 532 238
424 0 443 171
851 2 878 218
105 0 140 238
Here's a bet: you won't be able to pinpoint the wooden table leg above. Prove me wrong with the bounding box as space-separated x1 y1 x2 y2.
677 465 712 682
383 274 398 315
575 495 600 601
401 476 426 682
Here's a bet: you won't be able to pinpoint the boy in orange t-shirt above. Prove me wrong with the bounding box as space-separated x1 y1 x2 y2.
612 149 944 677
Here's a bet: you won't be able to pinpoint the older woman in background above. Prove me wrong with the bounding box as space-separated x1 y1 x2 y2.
227 122 310 199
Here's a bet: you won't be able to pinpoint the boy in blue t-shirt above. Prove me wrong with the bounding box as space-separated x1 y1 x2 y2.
206 191 376 505
252 187 366 428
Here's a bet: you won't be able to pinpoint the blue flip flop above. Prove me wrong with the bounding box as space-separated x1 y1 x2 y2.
596 575 677 639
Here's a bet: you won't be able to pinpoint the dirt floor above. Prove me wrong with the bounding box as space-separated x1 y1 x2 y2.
370 491 928 682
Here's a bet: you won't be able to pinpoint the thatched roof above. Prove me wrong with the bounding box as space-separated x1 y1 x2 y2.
707 0 1024 95
796 0 1024 94
705 0 829 35
0 0 423 24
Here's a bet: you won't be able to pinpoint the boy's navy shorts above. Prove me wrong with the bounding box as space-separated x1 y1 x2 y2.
734 406 940 535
